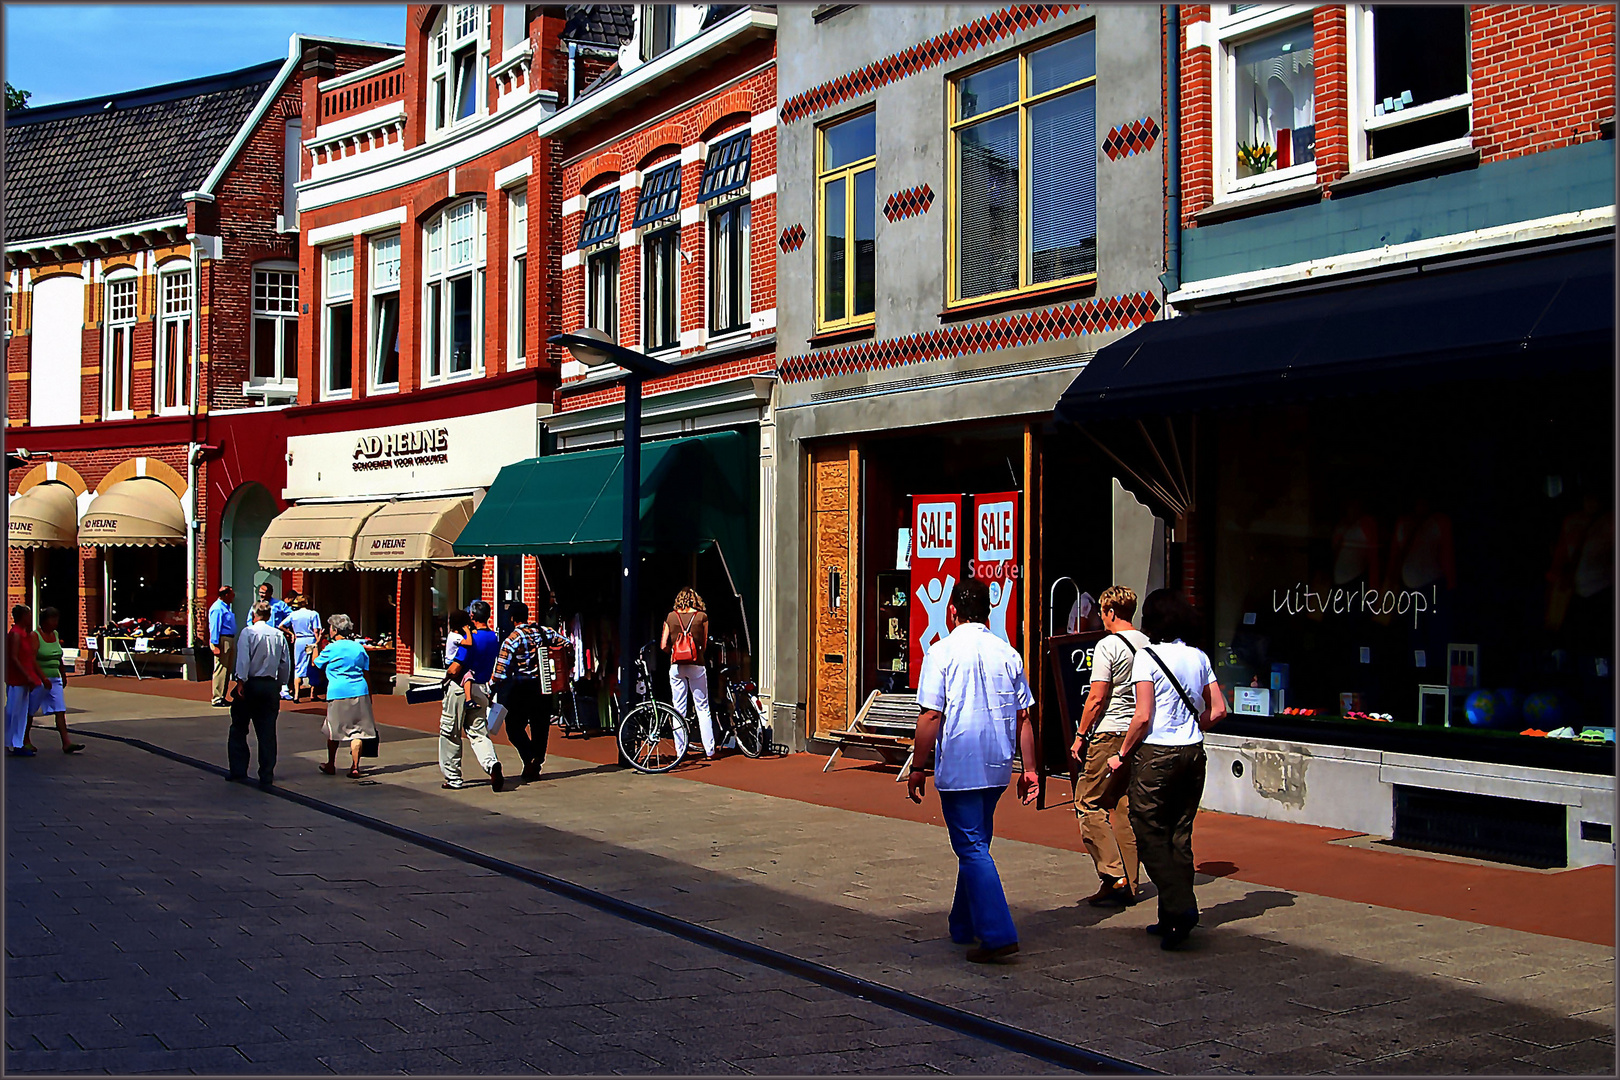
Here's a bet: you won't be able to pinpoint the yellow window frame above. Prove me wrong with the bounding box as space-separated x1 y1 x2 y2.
816 108 878 333
946 25 1098 308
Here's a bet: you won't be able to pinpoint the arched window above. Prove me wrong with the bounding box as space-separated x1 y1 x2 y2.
423 198 487 383
428 4 486 138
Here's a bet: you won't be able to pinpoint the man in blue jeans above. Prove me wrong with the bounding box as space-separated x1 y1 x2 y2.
907 577 1038 963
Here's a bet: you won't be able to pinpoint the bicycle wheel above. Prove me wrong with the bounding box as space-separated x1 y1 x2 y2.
731 690 768 758
618 701 687 773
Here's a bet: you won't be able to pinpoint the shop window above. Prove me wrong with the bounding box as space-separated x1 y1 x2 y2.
251 267 298 389
156 267 192 414
950 27 1096 305
428 4 485 138
632 161 681 228
422 199 486 383
370 233 400 390
698 130 751 202
508 190 528 370
1356 5 1471 163
709 199 750 335
817 109 876 331
322 244 354 397
586 248 619 340
641 4 676 61
643 226 679 352
1220 16 1316 192
421 563 483 672
103 275 137 418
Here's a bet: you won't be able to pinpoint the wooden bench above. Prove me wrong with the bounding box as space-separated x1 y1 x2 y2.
822 690 919 781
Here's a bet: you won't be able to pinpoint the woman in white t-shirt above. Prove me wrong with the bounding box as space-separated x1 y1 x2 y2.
1106 589 1227 950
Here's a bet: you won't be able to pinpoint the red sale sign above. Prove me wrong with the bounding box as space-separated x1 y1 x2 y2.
909 494 962 687
970 491 1021 646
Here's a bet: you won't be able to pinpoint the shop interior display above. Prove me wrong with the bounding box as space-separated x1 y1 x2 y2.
875 570 911 692
89 618 187 649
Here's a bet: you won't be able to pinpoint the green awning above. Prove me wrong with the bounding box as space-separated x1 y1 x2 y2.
454 430 749 558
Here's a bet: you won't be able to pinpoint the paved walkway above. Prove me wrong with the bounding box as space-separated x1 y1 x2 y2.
6 727 1056 1075
15 683 1618 1074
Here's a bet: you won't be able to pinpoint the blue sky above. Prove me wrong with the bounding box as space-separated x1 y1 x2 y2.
4 4 406 106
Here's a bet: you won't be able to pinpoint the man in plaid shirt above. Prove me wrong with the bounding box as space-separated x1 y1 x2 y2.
494 601 566 781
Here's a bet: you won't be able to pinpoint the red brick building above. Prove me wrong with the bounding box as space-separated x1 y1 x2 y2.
4 38 395 673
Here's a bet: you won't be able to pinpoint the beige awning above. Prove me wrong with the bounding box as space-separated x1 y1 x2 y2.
7 482 79 549
258 501 386 570
353 497 477 569
79 478 186 547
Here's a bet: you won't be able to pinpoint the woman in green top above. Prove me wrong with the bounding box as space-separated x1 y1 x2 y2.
29 608 83 754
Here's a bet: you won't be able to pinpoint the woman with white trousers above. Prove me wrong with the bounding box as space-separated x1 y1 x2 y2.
660 587 715 759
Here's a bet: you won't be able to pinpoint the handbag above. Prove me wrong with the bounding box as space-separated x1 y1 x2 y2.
359 735 379 758
486 701 507 737
670 613 700 664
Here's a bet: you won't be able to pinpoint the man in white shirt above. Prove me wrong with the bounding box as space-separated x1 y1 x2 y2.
229 601 292 787
907 578 1037 964
1068 585 1147 907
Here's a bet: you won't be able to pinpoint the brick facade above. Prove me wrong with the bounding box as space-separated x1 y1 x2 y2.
1177 4 1616 225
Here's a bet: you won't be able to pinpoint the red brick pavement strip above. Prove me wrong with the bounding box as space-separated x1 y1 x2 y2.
76 673 1616 948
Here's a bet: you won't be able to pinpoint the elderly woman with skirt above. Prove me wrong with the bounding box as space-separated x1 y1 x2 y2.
312 614 377 778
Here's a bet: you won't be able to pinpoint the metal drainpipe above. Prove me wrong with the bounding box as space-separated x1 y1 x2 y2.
185 241 203 652
1161 4 1182 297
567 42 577 104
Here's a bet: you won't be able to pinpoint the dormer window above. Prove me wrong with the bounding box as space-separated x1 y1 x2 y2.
430 4 485 136
641 5 676 61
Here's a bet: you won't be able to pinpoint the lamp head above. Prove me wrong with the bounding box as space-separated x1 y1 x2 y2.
559 326 615 370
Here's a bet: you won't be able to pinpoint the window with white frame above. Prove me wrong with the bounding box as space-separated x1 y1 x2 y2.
1210 6 1316 198
502 2 527 51
507 190 528 369
156 266 192 413
251 267 298 388
643 226 678 352
1354 5 1471 164
640 5 676 61
709 199 750 335
580 185 621 342
103 275 137 417
429 4 485 137
423 199 486 382
370 234 401 390
4 285 11 338
323 244 354 397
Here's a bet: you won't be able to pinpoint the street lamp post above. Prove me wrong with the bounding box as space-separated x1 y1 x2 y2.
549 329 673 764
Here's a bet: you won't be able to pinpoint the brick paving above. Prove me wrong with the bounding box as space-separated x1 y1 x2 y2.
5 728 1060 1075
15 686 1620 1074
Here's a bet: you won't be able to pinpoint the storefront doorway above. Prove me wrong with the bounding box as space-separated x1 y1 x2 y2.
28 547 79 642
221 482 278 627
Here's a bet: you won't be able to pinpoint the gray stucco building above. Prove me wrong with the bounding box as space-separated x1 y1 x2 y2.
766 4 1170 763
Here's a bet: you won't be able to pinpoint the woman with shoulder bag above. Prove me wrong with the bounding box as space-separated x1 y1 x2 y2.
1108 590 1227 951
660 588 715 759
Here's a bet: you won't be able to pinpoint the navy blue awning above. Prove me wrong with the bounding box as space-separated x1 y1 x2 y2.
1056 243 1613 424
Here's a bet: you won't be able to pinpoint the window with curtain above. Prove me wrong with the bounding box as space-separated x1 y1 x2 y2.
643 227 679 352
370 233 401 389
323 245 354 396
508 190 528 369
104 276 137 417
251 267 298 387
817 109 876 331
587 248 619 340
1231 20 1316 183
422 199 485 382
950 27 1096 304
157 268 191 413
709 199 750 335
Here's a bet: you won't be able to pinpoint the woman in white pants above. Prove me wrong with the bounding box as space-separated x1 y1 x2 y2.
660 588 715 759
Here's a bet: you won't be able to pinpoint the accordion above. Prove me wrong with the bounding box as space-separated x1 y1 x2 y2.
535 641 575 694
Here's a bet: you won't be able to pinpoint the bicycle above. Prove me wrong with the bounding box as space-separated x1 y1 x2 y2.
617 642 770 772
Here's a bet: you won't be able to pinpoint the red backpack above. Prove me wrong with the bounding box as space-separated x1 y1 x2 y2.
670 613 700 663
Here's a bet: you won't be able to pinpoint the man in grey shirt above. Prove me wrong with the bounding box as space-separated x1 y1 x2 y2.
1069 585 1147 906
230 600 292 787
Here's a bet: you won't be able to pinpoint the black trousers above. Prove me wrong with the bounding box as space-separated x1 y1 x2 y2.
228 677 281 782
503 679 553 768
1127 742 1207 921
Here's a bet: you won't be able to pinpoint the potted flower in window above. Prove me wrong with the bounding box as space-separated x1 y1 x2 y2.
1236 140 1276 178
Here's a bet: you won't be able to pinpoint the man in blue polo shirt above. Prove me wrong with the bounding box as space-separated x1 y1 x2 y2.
440 600 505 792
208 586 238 707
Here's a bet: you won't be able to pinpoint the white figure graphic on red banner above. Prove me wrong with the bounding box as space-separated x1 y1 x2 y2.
972 491 1021 645
909 494 962 687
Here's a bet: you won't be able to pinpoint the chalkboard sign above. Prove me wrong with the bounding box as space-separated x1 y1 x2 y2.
1045 629 1109 737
